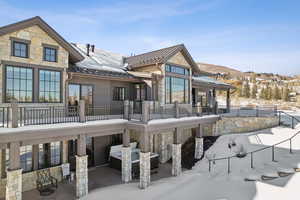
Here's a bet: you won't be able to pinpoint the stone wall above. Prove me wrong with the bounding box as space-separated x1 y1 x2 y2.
216 116 279 135
0 25 69 104
0 166 63 198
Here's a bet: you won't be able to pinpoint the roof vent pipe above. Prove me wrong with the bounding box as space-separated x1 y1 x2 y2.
86 44 90 56
91 45 95 53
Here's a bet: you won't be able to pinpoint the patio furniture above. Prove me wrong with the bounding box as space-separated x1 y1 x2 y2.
36 168 58 196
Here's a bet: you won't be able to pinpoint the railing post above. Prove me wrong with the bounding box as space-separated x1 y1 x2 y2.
256 106 259 117
209 160 211 172
292 117 295 129
129 101 134 119
124 100 129 120
196 102 202 116
251 152 253 168
227 157 230 174
214 102 218 114
175 101 179 118
274 106 277 116
9 101 18 128
290 139 292 154
142 101 150 123
272 146 275 161
79 100 86 123
278 111 281 126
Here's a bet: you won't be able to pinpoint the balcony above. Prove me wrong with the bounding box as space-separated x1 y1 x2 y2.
0 100 221 128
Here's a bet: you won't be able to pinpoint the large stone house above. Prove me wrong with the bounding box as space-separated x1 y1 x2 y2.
0 16 233 199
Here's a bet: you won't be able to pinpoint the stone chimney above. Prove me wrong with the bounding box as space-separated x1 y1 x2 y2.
91 45 95 53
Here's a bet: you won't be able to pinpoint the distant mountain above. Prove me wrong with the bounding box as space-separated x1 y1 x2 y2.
197 62 243 77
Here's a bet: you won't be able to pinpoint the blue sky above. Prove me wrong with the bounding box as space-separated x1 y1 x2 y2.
0 0 300 75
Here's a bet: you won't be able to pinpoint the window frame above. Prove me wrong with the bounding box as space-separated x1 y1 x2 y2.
68 83 94 107
165 64 190 104
43 44 58 62
38 69 62 103
113 87 127 101
4 65 34 103
10 37 30 58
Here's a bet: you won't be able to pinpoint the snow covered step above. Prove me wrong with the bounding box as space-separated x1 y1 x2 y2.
261 172 279 180
244 174 261 182
277 167 295 174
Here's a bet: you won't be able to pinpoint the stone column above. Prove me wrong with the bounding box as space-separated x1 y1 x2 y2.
139 132 150 189
195 125 204 159
79 100 86 123
122 129 132 183
158 134 168 163
122 147 132 183
76 134 88 198
172 144 182 176
6 142 22 200
172 128 182 176
0 149 6 178
212 123 217 136
76 155 88 198
139 152 150 189
32 144 39 170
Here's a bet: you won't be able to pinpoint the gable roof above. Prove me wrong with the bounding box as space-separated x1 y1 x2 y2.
124 44 201 74
0 16 84 63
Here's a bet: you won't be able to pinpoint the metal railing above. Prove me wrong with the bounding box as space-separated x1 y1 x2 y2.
207 111 300 173
85 105 124 121
221 105 277 117
19 106 79 126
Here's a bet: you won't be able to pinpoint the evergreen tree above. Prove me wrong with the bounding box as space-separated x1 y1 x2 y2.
282 85 290 102
251 83 257 99
244 81 250 98
273 85 281 100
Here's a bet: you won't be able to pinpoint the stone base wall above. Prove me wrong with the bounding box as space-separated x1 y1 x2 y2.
6 169 22 200
216 116 279 135
0 166 63 199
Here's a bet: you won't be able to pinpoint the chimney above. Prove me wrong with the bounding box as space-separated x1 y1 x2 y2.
86 44 90 56
91 45 95 53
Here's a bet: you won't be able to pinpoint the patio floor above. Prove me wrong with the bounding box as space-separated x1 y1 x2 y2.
21 163 174 200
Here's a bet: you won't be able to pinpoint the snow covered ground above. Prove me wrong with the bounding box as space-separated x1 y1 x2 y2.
83 118 300 200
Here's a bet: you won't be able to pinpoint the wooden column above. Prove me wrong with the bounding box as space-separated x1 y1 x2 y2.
122 129 130 147
9 142 20 171
226 89 231 113
142 101 150 123
79 100 86 123
32 144 39 171
9 101 18 128
195 124 203 138
172 128 182 176
139 131 151 189
174 128 182 144
76 134 88 198
61 141 69 164
122 129 132 183
0 149 6 178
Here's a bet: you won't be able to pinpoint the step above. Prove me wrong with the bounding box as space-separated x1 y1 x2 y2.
261 172 279 180
244 174 261 182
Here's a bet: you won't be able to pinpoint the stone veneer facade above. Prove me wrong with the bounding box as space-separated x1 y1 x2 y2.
139 152 150 189
172 144 182 176
76 155 88 198
5 169 22 200
0 25 69 106
121 147 132 183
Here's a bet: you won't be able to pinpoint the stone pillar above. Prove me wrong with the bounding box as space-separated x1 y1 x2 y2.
6 142 22 200
0 149 6 178
212 123 217 136
121 147 132 183
139 152 150 189
172 128 182 176
76 134 88 198
158 134 168 163
76 155 88 198
194 138 204 159
142 101 150 123
124 100 130 120
8 101 18 128
122 129 132 183
6 169 22 200
172 144 182 176
139 131 150 189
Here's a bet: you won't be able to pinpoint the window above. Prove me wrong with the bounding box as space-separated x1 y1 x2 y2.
39 70 61 102
135 84 146 101
165 77 189 104
113 87 126 101
12 41 28 58
20 145 33 173
44 47 57 62
5 66 33 102
50 142 61 166
68 84 93 107
165 64 189 75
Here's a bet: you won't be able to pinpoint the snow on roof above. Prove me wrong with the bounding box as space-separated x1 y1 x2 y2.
71 43 127 73
193 76 232 87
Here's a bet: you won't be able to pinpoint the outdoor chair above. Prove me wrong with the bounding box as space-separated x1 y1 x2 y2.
36 168 58 196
